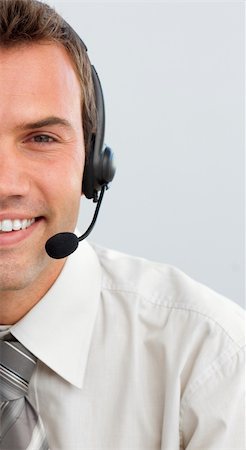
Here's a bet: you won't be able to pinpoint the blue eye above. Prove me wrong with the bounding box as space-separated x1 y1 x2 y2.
32 135 55 143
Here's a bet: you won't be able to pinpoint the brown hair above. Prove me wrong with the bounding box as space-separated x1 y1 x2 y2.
0 0 97 156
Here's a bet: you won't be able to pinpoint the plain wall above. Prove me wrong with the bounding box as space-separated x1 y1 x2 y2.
47 1 244 308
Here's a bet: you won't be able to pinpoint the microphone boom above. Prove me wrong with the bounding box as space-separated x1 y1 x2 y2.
45 185 107 259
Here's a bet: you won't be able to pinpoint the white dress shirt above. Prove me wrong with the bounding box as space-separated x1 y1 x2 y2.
1 239 245 450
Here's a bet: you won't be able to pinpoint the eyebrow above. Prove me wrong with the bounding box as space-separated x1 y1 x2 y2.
18 116 73 130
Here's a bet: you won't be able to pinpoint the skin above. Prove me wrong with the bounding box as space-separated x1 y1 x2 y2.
0 42 85 324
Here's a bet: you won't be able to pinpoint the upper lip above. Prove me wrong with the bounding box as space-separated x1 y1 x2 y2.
0 213 39 221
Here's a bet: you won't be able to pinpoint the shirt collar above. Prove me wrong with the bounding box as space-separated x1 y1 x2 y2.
11 237 102 389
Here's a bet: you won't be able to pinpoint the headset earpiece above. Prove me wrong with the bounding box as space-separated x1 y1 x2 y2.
82 143 116 201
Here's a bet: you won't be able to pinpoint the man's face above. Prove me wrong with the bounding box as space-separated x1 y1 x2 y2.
0 42 85 293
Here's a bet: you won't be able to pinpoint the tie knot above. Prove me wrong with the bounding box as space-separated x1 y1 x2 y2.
0 339 37 401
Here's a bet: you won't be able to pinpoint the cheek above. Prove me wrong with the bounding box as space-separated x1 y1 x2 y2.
67 154 84 200
56 160 83 201
36 151 84 214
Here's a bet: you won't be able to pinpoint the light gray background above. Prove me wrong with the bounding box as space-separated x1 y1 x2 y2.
47 1 244 308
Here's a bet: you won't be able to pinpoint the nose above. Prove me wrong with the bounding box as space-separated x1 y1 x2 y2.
0 144 30 201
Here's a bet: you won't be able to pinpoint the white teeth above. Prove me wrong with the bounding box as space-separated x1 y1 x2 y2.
13 219 22 231
0 218 35 232
21 219 28 230
1 220 12 232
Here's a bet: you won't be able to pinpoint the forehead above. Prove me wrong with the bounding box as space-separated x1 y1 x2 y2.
0 42 82 127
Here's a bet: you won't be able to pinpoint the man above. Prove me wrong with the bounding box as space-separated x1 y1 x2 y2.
0 0 245 449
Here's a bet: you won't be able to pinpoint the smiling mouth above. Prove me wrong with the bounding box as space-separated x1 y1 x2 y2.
0 218 37 233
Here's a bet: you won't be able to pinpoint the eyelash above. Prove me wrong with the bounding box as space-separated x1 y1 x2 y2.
29 134 58 144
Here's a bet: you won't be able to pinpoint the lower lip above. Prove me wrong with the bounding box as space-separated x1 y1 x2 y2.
0 219 43 247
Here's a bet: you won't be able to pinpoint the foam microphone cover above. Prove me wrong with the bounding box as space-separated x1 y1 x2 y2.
45 232 79 259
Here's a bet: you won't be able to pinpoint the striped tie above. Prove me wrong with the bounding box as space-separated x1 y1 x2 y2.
0 337 49 449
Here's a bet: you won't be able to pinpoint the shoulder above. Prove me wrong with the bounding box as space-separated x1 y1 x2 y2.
90 242 245 348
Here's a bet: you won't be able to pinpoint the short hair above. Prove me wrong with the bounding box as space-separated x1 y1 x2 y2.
0 0 97 156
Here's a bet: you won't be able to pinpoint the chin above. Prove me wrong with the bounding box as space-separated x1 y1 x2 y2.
0 253 47 292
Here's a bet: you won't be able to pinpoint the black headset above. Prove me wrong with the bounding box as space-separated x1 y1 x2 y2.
82 66 116 201
69 26 116 201
45 25 116 259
